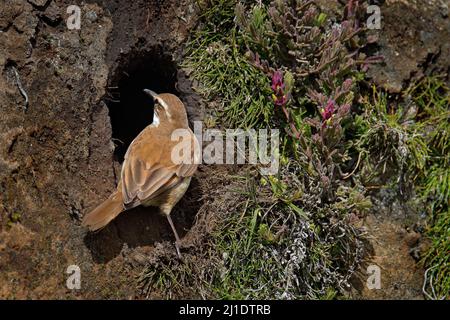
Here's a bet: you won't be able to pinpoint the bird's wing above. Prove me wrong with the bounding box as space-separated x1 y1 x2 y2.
120 126 199 208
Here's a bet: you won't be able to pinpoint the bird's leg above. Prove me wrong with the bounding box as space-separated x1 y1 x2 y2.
166 214 182 259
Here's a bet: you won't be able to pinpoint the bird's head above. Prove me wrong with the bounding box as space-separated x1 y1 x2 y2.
143 89 188 127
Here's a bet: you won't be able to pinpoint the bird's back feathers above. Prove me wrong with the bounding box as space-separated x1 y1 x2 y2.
82 93 198 230
120 125 199 209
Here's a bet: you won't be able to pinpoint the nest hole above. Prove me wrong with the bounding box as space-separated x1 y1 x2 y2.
105 50 178 163
85 50 203 262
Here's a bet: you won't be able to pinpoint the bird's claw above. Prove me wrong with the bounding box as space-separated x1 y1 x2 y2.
174 241 182 260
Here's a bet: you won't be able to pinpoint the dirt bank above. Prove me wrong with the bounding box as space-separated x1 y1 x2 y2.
0 0 200 299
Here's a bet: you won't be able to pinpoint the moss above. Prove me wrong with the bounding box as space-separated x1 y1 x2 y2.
7 212 21 228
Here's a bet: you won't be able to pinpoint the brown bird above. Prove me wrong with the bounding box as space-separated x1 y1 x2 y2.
82 90 200 258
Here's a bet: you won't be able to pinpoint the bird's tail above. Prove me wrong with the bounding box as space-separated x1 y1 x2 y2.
82 191 124 231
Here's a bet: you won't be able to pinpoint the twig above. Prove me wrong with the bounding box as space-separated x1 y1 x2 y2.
12 66 29 111
342 151 362 179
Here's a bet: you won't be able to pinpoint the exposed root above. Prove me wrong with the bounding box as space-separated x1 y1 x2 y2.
12 66 29 111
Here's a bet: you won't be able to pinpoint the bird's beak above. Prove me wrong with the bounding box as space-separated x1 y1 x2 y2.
143 89 158 100
144 89 163 113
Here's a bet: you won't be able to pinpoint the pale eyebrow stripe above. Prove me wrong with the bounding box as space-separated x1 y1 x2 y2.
156 96 171 118
156 97 169 110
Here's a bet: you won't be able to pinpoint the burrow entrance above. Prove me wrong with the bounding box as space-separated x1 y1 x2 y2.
85 49 202 261
105 49 178 163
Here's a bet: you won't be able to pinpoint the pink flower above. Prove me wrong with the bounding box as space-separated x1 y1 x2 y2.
321 99 336 121
271 71 285 92
271 70 288 106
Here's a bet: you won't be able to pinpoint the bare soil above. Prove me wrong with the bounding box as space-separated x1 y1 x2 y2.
0 0 448 299
0 0 201 299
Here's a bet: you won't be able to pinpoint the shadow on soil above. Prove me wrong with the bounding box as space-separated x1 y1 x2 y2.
83 177 202 263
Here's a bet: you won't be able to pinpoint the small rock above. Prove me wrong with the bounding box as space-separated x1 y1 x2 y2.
419 31 433 44
131 252 148 266
43 1 62 25
404 231 421 248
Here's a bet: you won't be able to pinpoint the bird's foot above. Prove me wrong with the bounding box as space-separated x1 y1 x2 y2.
174 241 182 260
166 214 183 260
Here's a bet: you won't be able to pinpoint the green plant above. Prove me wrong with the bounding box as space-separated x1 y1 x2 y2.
407 77 449 299
354 77 449 299
140 0 380 300
185 39 274 128
7 212 21 227
422 208 450 300
354 87 430 184
184 0 274 128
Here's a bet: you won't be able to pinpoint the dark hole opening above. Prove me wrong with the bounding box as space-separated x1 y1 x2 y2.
85 50 204 261
105 50 178 163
